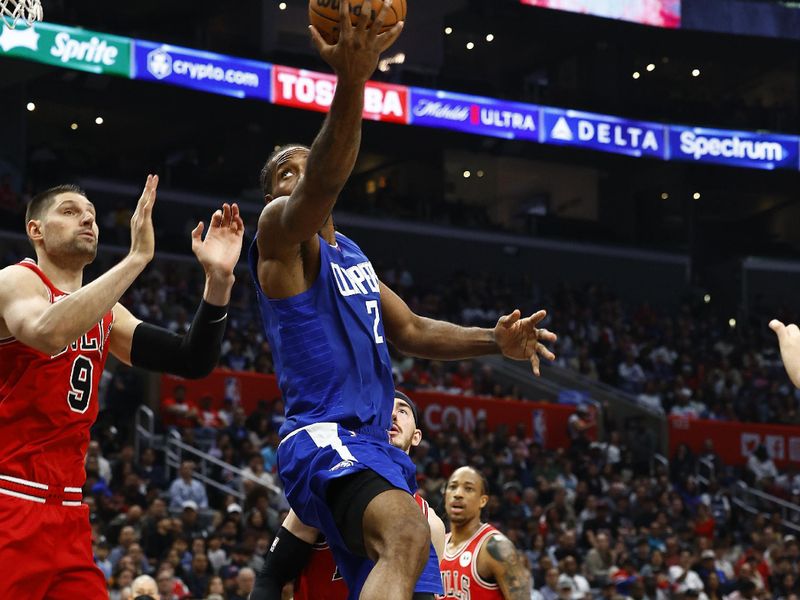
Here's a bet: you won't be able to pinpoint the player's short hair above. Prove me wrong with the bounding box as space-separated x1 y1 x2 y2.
25 184 86 224
451 465 490 496
259 144 309 197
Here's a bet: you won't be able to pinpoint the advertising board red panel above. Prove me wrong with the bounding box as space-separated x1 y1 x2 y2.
271 64 409 123
668 415 800 467
160 371 580 450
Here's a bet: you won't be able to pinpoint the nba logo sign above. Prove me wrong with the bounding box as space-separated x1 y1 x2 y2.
147 47 172 79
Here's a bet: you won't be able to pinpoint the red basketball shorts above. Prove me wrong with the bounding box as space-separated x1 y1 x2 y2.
0 477 107 600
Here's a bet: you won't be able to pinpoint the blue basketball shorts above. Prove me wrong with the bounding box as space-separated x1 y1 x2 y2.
277 422 443 598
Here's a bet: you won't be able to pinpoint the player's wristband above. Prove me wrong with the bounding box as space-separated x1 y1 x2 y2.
130 300 228 379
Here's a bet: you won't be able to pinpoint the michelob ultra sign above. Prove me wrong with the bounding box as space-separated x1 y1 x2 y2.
0 21 132 77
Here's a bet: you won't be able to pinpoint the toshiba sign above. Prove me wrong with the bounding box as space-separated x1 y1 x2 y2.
271 65 409 124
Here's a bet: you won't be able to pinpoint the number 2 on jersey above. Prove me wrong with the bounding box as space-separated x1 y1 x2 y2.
365 300 385 344
67 355 93 413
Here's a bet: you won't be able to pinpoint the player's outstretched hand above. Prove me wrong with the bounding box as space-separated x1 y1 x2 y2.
191 203 245 282
770 319 800 388
494 309 557 377
129 174 159 264
309 0 404 85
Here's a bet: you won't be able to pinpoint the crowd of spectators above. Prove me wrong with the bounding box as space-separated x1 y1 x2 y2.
112 252 800 425
84 386 800 600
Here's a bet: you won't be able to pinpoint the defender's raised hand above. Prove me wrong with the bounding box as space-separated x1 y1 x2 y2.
309 0 404 85
191 203 245 283
129 174 159 264
494 309 557 376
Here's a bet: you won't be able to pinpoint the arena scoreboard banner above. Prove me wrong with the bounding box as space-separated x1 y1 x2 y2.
409 87 540 142
667 126 800 171
160 371 581 451
4 22 800 172
519 0 681 29
271 64 409 124
132 40 271 101
0 21 131 77
542 108 666 159
669 416 800 467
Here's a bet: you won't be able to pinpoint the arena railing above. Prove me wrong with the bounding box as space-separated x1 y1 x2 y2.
135 405 281 504
479 354 669 454
731 480 800 534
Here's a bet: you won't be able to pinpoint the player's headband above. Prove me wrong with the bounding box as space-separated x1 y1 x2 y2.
394 391 419 428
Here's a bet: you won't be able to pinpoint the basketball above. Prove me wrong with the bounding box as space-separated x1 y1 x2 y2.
309 0 407 45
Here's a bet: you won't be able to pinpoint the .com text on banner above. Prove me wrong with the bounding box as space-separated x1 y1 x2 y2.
133 40 271 100
409 87 541 142
0 21 131 77
271 65 409 124
160 371 583 451
668 126 800 171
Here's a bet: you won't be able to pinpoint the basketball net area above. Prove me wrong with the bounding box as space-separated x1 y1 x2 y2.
1 0 43 29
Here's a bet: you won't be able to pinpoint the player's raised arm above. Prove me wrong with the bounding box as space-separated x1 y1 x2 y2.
0 176 159 356
380 281 557 376
260 0 403 250
480 534 533 600
109 203 245 379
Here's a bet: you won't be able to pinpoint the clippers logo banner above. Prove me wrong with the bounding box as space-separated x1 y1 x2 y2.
272 65 409 124
409 88 540 142
668 126 800 171
520 0 681 28
0 22 131 76
543 108 666 159
133 40 271 100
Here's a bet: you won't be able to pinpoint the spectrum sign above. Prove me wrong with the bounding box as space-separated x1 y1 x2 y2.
271 65 409 124
668 126 800 171
520 0 681 29
409 88 540 142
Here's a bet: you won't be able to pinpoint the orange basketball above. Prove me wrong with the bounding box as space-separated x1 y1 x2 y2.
309 0 407 45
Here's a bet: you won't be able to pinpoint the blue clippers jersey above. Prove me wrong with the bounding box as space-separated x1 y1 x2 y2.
248 232 395 438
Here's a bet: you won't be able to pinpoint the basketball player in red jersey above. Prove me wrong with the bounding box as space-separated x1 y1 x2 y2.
0 176 244 599
438 466 532 600
289 391 447 600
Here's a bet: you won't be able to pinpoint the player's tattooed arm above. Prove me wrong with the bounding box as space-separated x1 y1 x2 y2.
484 535 532 600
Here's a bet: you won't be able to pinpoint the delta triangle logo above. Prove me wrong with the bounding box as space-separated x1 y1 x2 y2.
550 116 574 141
0 25 40 53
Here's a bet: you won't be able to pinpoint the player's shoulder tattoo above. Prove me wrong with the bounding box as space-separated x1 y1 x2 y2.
485 534 518 563
485 534 531 600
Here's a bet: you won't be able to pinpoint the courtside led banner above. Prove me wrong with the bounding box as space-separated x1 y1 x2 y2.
409 87 540 142
0 22 131 77
520 0 681 28
6 21 800 173
133 40 271 101
271 64 409 124
668 126 800 171
542 108 666 159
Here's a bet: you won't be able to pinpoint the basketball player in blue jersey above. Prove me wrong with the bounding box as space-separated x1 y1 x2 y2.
248 2 556 599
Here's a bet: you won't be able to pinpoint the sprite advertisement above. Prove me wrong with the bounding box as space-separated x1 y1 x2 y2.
0 21 131 77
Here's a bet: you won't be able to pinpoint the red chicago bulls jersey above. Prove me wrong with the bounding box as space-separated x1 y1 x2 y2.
0 259 114 489
294 492 430 600
438 523 503 600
